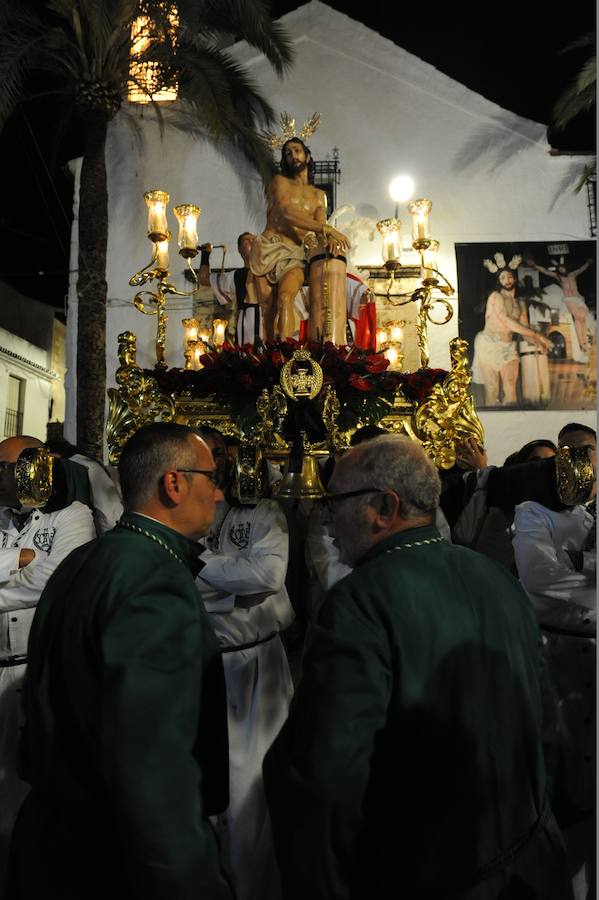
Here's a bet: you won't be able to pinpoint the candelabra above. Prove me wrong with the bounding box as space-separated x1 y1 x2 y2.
130 190 203 369
366 197 454 368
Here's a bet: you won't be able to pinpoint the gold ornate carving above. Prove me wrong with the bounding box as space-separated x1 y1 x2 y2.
175 395 240 438
107 332 176 464
280 349 323 400
236 441 264 504
15 447 54 509
412 337 484 469
106 389 139 465
322 385 348 451
556 446 595 507
255 386 289 451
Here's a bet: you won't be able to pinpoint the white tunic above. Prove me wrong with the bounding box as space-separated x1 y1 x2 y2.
70 454 123 534
512 500 595 811
196 500 294 900
0 501 96 878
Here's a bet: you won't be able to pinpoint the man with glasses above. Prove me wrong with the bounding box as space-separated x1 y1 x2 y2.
8 423 233 900
0 435 96 889
264 434 572 900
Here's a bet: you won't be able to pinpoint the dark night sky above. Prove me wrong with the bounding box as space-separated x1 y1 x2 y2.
0 0 594 310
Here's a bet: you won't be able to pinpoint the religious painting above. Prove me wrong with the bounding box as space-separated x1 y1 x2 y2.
455 240 596 411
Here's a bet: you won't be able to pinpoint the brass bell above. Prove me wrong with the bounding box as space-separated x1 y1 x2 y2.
274 453 327 500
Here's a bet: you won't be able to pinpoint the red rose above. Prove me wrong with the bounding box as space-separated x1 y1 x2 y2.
348 373 375 392
364 355 389 373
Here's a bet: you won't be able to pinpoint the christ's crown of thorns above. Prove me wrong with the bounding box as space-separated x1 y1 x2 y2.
260 111 321 149
482 252 522 274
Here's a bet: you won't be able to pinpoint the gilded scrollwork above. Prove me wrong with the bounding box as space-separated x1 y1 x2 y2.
108 332 176 463
322 385 348 452
412 337 484 469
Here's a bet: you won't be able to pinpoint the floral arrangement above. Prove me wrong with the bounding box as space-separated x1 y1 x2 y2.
147 340 447 432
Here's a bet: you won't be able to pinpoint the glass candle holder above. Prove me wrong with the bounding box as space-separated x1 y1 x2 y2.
376 218 402 270
174 204 201 258
407 198 432 243
144 189 169 242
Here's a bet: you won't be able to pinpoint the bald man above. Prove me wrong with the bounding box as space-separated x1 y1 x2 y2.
0 435 95 889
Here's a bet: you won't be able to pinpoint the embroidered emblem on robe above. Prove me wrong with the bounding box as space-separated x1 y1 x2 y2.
33 527 56 553
229 522 250 549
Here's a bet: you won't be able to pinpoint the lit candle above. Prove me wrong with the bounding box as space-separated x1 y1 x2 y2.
384 346 399 368
408 198 432 243
182 317 199 344
389 322 403 343
376 328 388 350
174 204 201 258
199 331 211 344
213 318 227 347
194 346 204 369
376 218 402 269
155 236 170 272
144 189 170 242
421 240 440 281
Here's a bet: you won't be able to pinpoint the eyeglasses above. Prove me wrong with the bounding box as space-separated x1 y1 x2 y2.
320 487 380 514
177 469 219 486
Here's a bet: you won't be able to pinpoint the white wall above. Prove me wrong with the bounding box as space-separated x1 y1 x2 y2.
0 327 54 441
65 0 596 462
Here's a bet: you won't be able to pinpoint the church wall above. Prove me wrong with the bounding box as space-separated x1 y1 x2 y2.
65 1 595 464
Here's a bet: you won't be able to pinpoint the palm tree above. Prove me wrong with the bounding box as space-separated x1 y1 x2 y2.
552 32 596 192
0 0 293 459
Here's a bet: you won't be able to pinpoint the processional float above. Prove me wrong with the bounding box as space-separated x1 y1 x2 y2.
106 115 486 501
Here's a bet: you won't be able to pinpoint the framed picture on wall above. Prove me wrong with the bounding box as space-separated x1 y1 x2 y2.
455 240 596 411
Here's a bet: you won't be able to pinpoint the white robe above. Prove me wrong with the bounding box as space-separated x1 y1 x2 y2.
0 501 96 881
196 500 294 900
512 500 595 812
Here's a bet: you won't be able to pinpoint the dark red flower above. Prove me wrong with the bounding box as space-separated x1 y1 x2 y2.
364 355 389 373
348 374 375 392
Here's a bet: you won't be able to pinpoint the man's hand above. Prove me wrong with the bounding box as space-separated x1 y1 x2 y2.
323 224 350 255
530 333 553 352
18 549 35 568
456 437 487 471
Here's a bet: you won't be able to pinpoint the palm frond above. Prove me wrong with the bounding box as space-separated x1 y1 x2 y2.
178 0 293 76
553 73 596 131
557 31 595 56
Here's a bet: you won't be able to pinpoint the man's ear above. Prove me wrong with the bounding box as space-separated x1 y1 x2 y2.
373 490 400 523
160 471 185 507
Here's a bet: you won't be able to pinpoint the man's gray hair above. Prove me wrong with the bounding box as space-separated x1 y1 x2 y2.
347 434 441 518
119 423 199 509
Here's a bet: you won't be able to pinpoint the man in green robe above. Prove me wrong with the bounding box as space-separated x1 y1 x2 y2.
7 423 233 900
264 434 572 900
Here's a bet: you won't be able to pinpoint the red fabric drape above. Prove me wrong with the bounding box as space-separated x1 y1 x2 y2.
355 301 377 351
